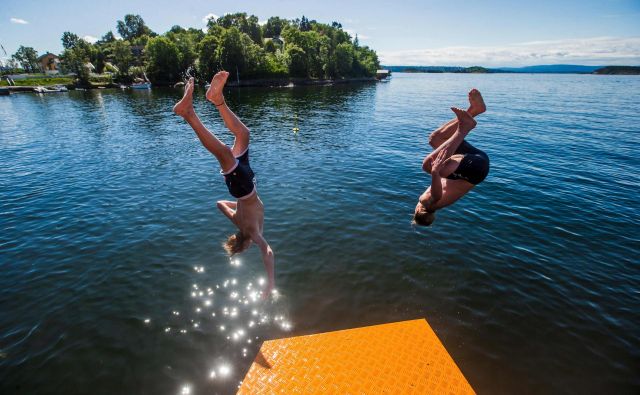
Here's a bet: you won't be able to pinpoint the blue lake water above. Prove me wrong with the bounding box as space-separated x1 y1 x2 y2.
1 73 639 394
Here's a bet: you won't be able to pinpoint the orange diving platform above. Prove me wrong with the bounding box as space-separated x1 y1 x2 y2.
238 318 475 394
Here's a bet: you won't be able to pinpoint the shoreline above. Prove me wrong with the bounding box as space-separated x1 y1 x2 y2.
1 77 379 92
224 76 377 87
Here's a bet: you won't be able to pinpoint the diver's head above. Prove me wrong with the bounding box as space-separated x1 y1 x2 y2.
223 231 252 255
413 202 436 227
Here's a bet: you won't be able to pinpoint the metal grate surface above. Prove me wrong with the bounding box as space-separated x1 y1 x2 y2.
238 318 475 394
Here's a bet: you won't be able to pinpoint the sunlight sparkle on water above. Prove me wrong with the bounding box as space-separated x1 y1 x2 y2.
218 364 231 377
161 275 292 387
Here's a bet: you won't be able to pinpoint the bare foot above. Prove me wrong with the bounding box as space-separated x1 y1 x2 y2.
172 77 194 117
206 71 229 106
451 107 477 134
467 88 486 116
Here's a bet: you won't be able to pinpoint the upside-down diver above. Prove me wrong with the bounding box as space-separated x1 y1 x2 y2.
414 89 490 226
173 72 275 295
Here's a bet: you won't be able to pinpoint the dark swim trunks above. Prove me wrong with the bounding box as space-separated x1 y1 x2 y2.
446 140 490 185
221 148 256 199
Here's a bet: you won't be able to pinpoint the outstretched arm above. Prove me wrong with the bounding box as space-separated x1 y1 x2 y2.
251 233 275 294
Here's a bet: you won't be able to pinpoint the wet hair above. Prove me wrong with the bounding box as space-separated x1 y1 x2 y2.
413 210 436 227
223 232 251 255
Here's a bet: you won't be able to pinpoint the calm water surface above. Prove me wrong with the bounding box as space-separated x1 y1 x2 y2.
1 74 639 394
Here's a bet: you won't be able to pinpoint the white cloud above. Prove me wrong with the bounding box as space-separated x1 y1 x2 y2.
202 13 219 24
379 37 640 67
258 20 267 26
10 17 28 24
83 35 98 44
344 29 370 41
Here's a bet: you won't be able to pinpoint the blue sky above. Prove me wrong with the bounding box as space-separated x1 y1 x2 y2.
1 0 639 66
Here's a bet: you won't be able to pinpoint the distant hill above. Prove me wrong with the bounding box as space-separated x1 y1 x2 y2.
384 64 608 74
494 65 602 73
593 66 640 75
385 66 490 73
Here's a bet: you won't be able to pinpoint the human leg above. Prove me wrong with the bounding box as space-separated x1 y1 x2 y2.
173 78 236 172
206 71 250 157
423 107 477 173
428 89 486 148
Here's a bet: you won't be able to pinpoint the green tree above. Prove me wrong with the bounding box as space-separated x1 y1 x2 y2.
112 40 133 77
354 46 380 77
286 44 307 77
166 26 203 74
12 46 39 73
145 36 181 83
264 50 289 77
218 27 244 74
60 32 100 77
264 39 277 53
216 13 262 45
62 32 80 50
299 16 313 32
100 31 116 44
335 42 354 77
95 51 106 74
51 12 380 82
241 33 267 77
197 34 221 79
117 14 153 41
60 42 93 85
263 17 288 38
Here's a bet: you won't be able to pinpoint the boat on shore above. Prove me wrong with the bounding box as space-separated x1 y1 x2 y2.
33 85 68 93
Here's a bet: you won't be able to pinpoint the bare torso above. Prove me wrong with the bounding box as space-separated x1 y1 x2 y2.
234 193 264 235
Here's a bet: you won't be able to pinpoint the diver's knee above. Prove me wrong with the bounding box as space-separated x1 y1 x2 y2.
422 157 432 173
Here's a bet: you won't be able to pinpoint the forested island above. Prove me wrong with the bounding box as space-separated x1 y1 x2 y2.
593 66 640 75
385 65 640 75
5 13 380 87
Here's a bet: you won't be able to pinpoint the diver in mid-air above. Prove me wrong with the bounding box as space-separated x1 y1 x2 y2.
414 89 490 226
